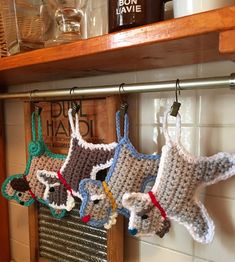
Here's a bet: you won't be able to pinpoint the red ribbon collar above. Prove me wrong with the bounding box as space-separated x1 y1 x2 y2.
148 191 167 220
57 171 73 196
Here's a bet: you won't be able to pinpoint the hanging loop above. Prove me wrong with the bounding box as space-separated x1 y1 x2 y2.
163 111 181 144
115 110 130 142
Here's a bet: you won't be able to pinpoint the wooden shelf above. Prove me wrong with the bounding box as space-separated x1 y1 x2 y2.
1 5 235 86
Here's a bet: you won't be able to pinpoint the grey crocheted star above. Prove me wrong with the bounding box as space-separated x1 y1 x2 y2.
123 112 235 243
36 109 117 211
79 112 167 236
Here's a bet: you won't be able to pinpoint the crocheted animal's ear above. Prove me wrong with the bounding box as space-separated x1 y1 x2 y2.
90 160 112 181
95 168 109 182
79 178 104 198
37 170 75 211
1 175 34 206
1 176 18 198
36 170 59 185
79 179 114 228
122 192 148 213
10 177 30 192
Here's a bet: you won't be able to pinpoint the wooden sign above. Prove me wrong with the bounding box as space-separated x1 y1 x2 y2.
38 99 113 154
24 96 123 262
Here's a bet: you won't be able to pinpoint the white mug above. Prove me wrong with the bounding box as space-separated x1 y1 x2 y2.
173 0 235 18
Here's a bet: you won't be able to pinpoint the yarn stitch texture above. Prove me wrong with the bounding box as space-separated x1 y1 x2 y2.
36 109 117 211
79 111 169 236
1 112 66 218
122 111 235 243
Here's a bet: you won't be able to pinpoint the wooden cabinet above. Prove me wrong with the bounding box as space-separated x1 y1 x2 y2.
0 6 235 86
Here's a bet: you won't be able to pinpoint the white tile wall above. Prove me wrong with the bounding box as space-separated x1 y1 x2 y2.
193 258 212 262
197 61 235 77
136 64 198 82
5 60 235 262
139 241 193 262
206 176 235 199
198 89 235 126
194 196 235 262
140 220 194 255
199 127 235 155
139 90 197 125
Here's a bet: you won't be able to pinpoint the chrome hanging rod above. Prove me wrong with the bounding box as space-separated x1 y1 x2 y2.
0 74 235 100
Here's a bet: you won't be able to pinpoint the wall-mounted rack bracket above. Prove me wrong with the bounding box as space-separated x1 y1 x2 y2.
229 73 235 89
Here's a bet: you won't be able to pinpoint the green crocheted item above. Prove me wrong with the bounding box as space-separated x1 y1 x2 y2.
1 111 66 219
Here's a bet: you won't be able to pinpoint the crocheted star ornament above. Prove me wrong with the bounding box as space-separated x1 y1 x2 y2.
1 111 66 218
36 108 117 212
79 111 170 236
122 112 235 243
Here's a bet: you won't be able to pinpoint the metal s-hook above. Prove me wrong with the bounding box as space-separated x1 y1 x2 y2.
70 87 80 116
29 89 42 116
170 79 181 117
29 89 37 103
119 83 128 114
175 79 181 103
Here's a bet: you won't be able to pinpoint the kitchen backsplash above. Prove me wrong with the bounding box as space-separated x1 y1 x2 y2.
5 60 235 262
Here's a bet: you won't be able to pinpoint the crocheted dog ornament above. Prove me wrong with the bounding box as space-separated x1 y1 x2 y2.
1 111 67 219
122 111 235 243
36 108 117 212
79 111 170 237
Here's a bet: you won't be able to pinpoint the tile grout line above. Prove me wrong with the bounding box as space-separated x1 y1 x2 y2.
139 123 235 128
193 65 200 258
137 237 193 258
205 193 235 201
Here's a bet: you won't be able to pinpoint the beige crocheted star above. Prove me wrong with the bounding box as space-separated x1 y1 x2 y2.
123 112 235 243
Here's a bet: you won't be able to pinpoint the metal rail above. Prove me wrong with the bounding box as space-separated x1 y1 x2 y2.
0 74 235 100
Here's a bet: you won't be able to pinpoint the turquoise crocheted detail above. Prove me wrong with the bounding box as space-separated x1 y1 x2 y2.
44 144 66 160
1 111 66 219
29 112 65 160
37 198 67 219
1 174 35 206
28 141 45 156
23 114 65 179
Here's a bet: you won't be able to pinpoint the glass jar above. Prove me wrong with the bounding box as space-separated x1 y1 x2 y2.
15 0 48 51
0 0 19 56
44 0 88 47
84 0 108 38
173 0 235 18
0 0 49 56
